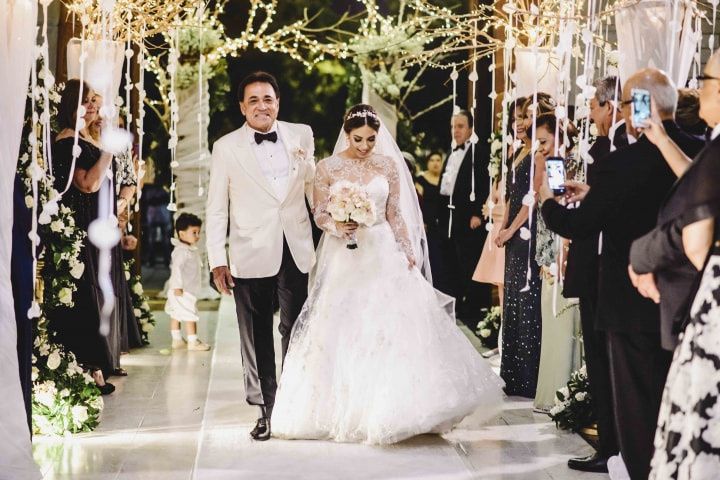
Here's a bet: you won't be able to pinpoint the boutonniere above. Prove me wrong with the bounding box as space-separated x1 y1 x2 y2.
292 147 307 163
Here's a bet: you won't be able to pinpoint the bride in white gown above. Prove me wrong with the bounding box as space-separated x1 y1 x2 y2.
271 104 504 445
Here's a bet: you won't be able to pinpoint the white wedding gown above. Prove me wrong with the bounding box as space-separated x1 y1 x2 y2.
272 154 504 445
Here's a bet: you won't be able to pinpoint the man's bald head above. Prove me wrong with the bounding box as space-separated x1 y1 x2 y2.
623 68 678 117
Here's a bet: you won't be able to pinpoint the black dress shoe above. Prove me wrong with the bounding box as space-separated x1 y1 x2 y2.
250 417 271 441
98 382 116 395
568 453 609 473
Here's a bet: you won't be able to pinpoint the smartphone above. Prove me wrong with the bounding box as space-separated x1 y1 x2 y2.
545 156 566 196
631 88 651 128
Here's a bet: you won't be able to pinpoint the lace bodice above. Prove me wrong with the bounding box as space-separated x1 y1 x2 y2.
314 154 414 261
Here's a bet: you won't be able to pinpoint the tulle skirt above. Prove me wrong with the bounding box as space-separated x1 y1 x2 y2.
272 222 505 444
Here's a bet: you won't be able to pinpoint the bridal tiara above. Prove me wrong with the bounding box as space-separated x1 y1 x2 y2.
346 110 379 121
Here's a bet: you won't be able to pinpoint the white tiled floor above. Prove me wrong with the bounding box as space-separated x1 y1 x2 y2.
33 297 608 480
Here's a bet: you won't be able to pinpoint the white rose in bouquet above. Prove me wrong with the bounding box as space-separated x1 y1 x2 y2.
50 219 65 233
25 196 34 208
134 308 142 318
31 367 39 382
142 322 154 333
133 282 143 296
574 392 587 402
69 261 85 280
125 270 131 281
58 287 73 305
71 405 89 425
46 351 62 370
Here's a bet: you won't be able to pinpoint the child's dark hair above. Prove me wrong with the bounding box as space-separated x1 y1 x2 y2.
175 212 202 234
343 104 381 133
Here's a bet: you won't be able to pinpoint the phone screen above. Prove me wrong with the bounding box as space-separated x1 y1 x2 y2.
631 88 651 128
546 157 566 195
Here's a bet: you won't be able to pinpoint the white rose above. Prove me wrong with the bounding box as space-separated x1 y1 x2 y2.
480 328 492 338
490 139 503 153
125 270 131 281
58 287 73 305
69 261 85 279
90 396 104 410
50 220 64 233
134 308 142 317
574 392 587 402
31 367 39 382
60 388 70 398
141 301 149 311
71 405 89 424
132 283 143 295
46 351 61 370
142 322 154 333
25 196 34 208
39 342 50 356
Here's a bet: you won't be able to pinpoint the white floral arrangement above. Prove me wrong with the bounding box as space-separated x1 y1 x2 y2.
476 306 502 348
327 181 377 249
549 365 597 432
349 24 424 102
487 131 505 181
32 322 103 436
125 259 156 343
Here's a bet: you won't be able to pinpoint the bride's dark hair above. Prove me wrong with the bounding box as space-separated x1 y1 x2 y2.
343 104 381 133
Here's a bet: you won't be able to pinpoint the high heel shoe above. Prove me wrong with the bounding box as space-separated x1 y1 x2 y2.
90 368 116 395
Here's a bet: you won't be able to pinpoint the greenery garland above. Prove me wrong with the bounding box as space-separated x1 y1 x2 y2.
124 259 156 344
548 365 597 432
476 306 502 349
19 60 104 435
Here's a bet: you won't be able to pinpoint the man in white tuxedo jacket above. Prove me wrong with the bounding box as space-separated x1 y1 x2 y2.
206 72 315 441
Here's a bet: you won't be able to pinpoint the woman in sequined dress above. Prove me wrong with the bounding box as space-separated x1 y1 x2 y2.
494 95 552 397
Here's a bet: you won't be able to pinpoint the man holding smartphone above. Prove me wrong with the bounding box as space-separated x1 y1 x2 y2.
538 68 704 480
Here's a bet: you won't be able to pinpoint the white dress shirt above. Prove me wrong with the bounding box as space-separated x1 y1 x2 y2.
711 123 720 141
250 123 291 199
440 141 470 196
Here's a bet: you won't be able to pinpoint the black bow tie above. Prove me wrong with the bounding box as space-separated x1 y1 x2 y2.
255 131 278 144
453 144 465 152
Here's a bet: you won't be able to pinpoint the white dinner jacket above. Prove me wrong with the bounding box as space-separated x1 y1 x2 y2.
206 121 316 278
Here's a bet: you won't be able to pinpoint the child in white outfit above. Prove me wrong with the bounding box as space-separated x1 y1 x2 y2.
165 213 211 351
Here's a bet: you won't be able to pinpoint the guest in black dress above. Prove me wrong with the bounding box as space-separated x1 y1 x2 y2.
47 79 120 393
415 152 445 281
495 95 554 397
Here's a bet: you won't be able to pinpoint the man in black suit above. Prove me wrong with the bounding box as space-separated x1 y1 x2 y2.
629 50 720 352
539 68 704 480
437 110 490 328
563 76 622 473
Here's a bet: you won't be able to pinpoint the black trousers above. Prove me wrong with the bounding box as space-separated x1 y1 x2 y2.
232 239 308 415
606 329 672 480
453 231 490 328
579 296 618 459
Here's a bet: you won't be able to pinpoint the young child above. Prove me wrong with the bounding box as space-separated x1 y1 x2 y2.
165 213 211 351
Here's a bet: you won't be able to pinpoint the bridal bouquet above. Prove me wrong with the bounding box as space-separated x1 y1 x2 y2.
327 181 376 249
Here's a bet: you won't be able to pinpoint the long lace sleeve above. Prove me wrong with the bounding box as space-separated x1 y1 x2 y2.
385 159 415 262
313 161 341 237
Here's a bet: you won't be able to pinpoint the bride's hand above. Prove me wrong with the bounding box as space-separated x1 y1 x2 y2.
336 221 359 238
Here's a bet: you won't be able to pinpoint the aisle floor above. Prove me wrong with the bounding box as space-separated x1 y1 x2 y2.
33 297 607 480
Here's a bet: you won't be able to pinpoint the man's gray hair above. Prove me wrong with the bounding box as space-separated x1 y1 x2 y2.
594 76 621 106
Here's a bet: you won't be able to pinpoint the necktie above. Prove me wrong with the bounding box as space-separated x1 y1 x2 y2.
255 131 278 144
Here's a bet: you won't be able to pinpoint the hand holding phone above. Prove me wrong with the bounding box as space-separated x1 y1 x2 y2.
631 88 651 128
545 156 566 196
